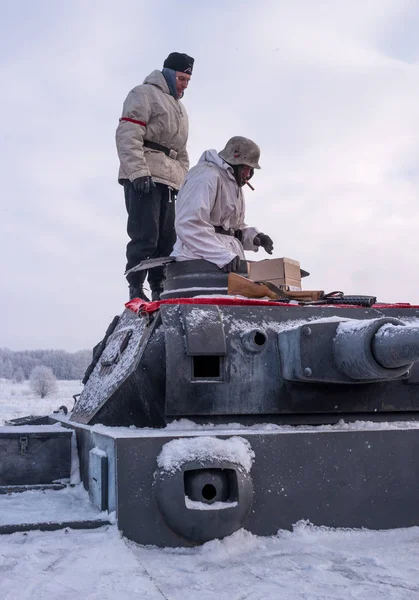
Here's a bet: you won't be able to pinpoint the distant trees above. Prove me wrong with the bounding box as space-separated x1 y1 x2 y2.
30 366 57 398
2 358 13 380
0 348 91 381
13 367 25 383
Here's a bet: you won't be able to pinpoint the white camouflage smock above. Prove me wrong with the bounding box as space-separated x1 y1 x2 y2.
171 150 260 268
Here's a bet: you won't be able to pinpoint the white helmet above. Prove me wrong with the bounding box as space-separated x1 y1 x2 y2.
218 136 261 169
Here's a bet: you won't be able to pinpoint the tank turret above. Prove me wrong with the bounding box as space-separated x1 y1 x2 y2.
71 263 419 428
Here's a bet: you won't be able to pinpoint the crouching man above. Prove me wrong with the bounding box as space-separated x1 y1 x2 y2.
171 136 274 272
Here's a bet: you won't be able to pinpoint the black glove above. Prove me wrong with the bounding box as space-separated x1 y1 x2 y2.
254 233 274 255
132 176 155 195
221 256 241 273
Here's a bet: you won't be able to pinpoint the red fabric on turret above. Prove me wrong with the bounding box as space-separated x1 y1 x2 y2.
125 297 419 315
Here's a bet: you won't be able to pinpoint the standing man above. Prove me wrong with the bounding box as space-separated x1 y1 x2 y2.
116 52 194 301
171 136 274 271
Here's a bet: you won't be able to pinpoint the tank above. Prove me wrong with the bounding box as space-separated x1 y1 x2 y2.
4 260 419 546
62 260 419 546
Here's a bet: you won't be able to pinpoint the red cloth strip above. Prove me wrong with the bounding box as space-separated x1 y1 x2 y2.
125 297 419 315
119 117 147 127
126 297 288 314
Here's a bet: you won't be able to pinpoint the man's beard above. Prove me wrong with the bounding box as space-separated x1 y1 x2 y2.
233 165 254 187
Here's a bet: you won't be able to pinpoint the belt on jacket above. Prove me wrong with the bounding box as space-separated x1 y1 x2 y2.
214 226 243 242
144 140 178 160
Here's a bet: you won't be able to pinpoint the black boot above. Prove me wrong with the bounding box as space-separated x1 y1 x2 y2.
151 287 164 302
128 285 150 301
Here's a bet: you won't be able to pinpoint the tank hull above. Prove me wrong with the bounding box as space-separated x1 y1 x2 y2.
57 415 419 547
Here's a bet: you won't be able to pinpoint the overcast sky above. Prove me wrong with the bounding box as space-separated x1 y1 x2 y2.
1 0 419 351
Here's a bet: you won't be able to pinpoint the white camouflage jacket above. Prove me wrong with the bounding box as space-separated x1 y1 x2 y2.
115 70 189 190
171 150 260 268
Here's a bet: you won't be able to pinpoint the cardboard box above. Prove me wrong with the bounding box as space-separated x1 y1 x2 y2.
247 257 303 290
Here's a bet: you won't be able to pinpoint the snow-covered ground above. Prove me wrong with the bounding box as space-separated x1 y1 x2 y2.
2 522 419 599
0 379 81 425
2 381 419 599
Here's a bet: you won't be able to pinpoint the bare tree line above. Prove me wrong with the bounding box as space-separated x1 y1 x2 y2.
0 348 91 381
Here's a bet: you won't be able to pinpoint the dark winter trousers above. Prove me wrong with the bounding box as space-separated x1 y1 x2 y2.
124 180 176 292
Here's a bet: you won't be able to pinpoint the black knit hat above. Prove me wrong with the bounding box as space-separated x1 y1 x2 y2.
163 52 194 75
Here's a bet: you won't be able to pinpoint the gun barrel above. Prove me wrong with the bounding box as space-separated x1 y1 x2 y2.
333 317 415 381
372 324 419 369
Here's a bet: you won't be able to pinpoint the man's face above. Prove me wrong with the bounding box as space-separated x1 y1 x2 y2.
237 165 253 187
175 72 191 98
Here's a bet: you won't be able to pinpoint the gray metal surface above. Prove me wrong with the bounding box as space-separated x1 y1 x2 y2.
182 305 227 356
71 302 419 428
154 460 253 543
162 304 281 416
88 448 108 511
162 305 419 419
52 416 419 546
373 322 419 368
0 519 110 536
71 309 162 426
59 420 118 514
111 427 419 546
0 484 66 494
0 429 72 486
5 415 51 426
161 259 248 299
125 255 175 275
333 317 411 380
278 318 412 383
